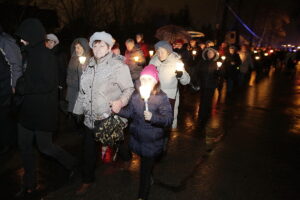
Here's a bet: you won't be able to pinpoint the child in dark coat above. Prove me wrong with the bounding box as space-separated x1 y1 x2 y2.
116 64 173 200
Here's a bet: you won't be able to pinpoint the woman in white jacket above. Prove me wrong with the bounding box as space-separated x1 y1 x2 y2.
150 40 190 128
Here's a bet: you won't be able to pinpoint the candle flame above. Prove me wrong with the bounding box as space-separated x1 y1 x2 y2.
79 56 86 64
139 85 151 101
217 61 222 68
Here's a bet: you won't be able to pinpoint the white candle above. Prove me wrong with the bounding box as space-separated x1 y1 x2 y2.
217 61 222 68
79 56 86 64
221 56 226 61
149 50 154 57
139 85 151 111
176 62 184 71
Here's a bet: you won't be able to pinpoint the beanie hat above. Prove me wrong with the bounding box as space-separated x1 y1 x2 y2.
46 33 59 45
154 40 173 54
89 31 115 48
140 64 159 82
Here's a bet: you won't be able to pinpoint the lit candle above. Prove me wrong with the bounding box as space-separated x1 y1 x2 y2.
255 56 260 60
254 50 258 54
79 56 86 64
192 50 197 55
176 62 184 72
221 56 226 61
269 49 274 53
149 50 154 57
217 61 222 68
133 56 139 62
139 85 151 111
264 53 269 56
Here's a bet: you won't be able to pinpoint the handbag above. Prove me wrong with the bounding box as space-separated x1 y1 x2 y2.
93 114 126 146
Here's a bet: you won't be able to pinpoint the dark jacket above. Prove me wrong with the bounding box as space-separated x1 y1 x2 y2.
0 48 12 106
118 89 173 157
223 53 241 79
15 18 58 132
124 47 145 80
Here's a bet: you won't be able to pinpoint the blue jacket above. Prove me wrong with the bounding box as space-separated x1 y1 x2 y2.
118 90 173 157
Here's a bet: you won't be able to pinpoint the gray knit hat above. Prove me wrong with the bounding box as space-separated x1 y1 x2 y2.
154 40 173 54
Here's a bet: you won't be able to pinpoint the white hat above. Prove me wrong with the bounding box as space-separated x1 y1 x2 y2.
46 33 59 45
89 31 115 48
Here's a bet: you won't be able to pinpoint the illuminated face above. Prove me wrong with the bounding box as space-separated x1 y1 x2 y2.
125 42 135 51
75 43 84 57
157 47 169 61
229 48 235 54
45 40 55 49
140 75 157 91
136 35 142 43
92 41 110 59
190 40 196 47
207 50 215 60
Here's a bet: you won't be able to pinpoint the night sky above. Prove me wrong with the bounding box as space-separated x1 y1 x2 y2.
145 0 300 44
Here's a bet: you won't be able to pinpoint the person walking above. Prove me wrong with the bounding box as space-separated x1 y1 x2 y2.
0 25 22 154
66 38 91 114
150 40 190 129
73 31 134 195
116 64 173 200
195 47 221 128
14 18 77 198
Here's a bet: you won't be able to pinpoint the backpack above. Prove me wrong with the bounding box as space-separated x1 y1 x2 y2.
0 48 12 106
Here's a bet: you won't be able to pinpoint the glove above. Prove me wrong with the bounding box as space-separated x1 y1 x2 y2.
144 111 152 121
175 70 183 79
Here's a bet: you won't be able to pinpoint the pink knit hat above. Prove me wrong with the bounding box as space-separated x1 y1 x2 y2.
140 64 159 82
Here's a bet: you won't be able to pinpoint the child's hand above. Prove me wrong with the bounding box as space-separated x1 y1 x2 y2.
144 111 152 121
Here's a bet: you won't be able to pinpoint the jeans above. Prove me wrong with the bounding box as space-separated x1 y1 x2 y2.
18 124 76 189
138 156 156 200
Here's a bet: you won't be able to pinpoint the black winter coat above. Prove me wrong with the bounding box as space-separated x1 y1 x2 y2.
223 53 241 79
118 90 173 157
15 18 58 131
196 59 220 89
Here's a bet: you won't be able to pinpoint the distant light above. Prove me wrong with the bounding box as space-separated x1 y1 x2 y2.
221 56 226 60
270 49 274 53
264 53 269 56
192 50 197 55
149 50 154 57
79 56 86 64
217 61 222 68
253 50 258 54
255 56 260 60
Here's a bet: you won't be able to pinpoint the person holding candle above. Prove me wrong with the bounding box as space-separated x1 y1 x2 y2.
195 47 223 130
125 38 146 81
66 38 91 114
150 40 190 129
115 64 173 200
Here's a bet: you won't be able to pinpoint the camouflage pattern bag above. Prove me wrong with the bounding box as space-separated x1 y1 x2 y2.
93 114 126 146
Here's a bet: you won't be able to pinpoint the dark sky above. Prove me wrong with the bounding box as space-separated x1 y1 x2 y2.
145 0 300 44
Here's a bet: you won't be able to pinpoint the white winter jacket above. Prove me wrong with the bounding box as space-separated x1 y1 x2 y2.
150 52 190 99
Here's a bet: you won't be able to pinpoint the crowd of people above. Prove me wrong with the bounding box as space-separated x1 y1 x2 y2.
0 18 299 200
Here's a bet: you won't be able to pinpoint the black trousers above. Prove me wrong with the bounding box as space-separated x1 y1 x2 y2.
0 105 15 148
138 156 156 200
18 124 76 189
82 127 99 183
198 88 216 124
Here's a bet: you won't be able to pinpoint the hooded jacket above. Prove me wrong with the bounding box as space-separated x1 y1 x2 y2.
15 18 58 131
196 48 221 89
73 52 134 129
149 52 190 99
66 38 91 111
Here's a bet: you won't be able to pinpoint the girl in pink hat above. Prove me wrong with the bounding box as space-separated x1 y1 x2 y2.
115 64 173 200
